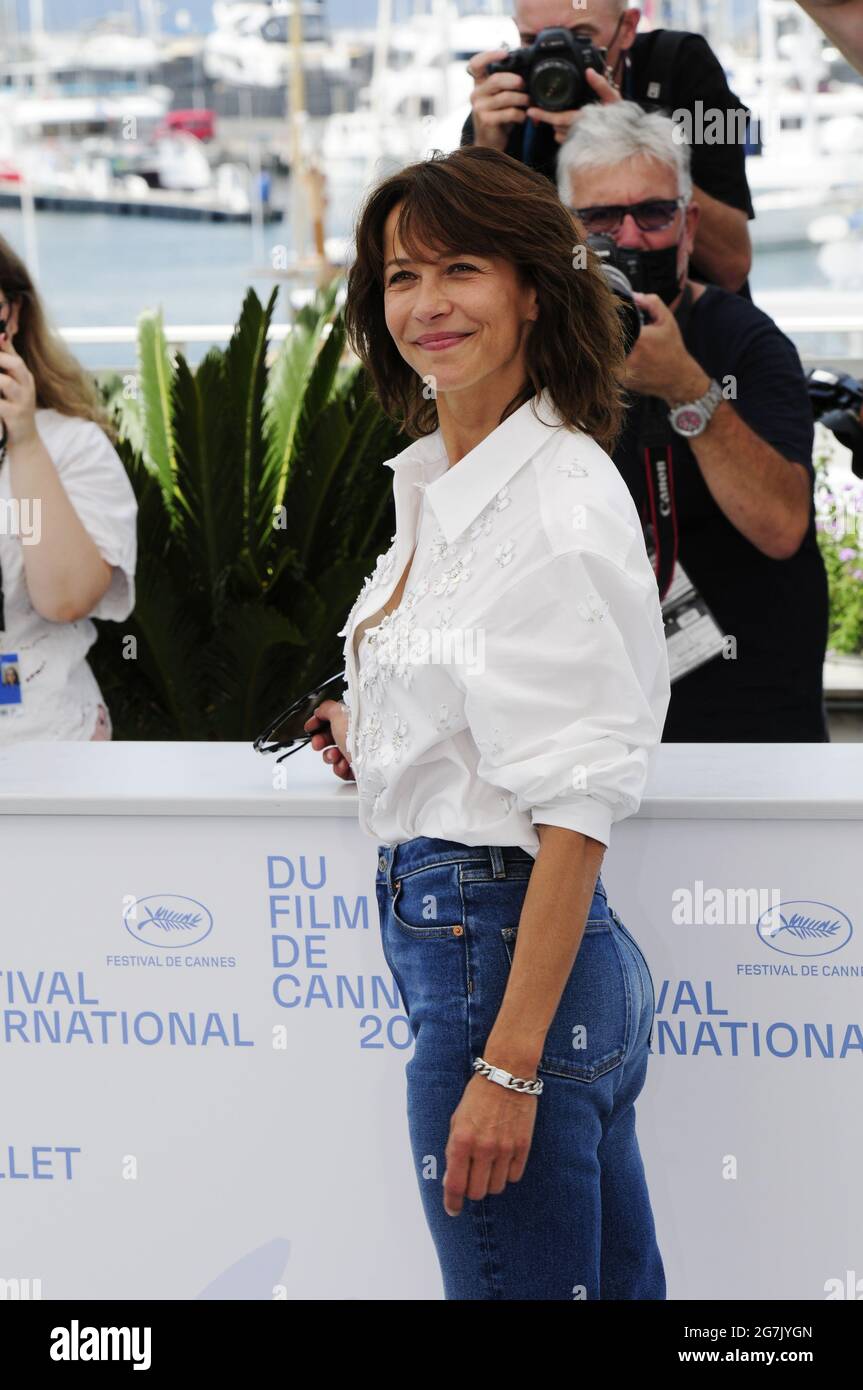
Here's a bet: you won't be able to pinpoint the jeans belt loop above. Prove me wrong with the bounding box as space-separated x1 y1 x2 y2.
489 846 506 879
381 845 395 894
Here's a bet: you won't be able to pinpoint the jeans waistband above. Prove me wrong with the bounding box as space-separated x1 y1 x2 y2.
376 835 607 900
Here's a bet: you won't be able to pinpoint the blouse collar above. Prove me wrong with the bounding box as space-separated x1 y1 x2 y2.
386 388 567 546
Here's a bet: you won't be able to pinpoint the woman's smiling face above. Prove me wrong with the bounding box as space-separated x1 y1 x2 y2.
382 202 538 398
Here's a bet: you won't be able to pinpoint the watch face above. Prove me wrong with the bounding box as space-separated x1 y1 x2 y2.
673 406 705 436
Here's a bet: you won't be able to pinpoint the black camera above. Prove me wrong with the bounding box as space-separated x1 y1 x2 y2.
806 367 863 479
586 233 645 355
487 27 606 112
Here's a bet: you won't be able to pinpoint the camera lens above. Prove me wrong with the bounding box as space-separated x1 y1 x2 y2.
586 234 642 355
532 57 580 111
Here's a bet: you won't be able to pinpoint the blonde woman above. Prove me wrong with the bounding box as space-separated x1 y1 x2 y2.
0 237 137 742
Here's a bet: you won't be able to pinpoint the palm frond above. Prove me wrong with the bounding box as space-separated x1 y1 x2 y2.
224 287 278 582
261 284 342 517
137 308 180 509
92 285 401 741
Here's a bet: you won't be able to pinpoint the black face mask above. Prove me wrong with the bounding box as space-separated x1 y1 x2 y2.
611 243 683 306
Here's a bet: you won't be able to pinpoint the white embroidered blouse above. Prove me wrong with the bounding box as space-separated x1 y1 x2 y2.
338 389 671 857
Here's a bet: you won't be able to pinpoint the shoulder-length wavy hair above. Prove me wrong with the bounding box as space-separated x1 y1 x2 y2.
0 234 116 442
344 145 626 451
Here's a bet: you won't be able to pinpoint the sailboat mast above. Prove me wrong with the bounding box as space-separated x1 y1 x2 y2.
139 0 160 43
366 0 392 186
289 0 309 267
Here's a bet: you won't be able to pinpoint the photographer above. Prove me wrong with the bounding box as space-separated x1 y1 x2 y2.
462 0 753 292
559 102 829 741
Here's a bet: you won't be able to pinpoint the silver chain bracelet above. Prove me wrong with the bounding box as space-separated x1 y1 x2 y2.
473 1055 543 1096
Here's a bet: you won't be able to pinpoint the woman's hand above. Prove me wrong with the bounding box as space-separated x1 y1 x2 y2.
303 698 355 781
442 1072 538 1216
0 346 39 448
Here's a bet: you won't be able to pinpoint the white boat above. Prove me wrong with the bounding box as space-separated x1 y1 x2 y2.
203 0 354 88
320 5 518 191
0 14 261 216
150 131 214 193
731 0 863 249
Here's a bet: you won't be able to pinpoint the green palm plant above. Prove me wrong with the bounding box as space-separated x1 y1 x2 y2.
90 283 405 739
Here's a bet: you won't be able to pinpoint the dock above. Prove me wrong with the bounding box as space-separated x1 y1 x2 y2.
0 187 284 223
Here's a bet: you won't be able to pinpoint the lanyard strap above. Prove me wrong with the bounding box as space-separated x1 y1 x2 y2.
638 284 693 600
521 116 536 168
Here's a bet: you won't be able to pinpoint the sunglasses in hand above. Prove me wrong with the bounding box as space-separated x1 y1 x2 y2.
253 671 346 765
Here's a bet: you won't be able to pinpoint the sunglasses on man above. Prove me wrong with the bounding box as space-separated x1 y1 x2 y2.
572 197 686 235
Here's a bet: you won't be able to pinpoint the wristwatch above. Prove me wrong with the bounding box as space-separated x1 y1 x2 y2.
668 377 723 438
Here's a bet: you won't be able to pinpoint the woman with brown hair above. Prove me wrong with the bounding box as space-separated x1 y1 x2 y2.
307 145 671 1299
0 236 136 741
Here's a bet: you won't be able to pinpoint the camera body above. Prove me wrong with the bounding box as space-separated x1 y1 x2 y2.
806 367 863 479
586 233 645 355
487 27 606 112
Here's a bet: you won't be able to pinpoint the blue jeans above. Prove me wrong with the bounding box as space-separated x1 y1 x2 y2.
375 835 665 1301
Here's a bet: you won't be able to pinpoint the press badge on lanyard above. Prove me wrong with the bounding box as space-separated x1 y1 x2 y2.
644 523 726 683
635 285 728 683
0 565 23 717
0 648 23 714
1 415 21 713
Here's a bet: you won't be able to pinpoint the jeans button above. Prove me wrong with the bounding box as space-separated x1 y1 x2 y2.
378 854 387 871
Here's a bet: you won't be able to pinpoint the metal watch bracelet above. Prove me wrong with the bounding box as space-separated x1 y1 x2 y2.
667 376 724 438
473 1055 543 1096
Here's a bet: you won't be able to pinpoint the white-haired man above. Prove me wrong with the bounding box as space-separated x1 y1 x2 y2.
558 101 829 742
462 0 754 292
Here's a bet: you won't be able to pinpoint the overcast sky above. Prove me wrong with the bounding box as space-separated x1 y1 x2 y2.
5 1 384 33
3 1 756 39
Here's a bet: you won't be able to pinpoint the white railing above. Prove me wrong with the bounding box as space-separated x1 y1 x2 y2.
60 315 863 375
62 324 294 347
60 315 863 342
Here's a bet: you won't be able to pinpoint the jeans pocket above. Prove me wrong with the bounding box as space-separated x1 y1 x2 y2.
500 921 631 1082
375 880 410 1014
389 861 465 940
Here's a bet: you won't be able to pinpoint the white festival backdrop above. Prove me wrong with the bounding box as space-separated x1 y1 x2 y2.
0 743 861 1301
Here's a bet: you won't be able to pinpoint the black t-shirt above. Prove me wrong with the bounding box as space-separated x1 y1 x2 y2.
613 285 830 742
460 28 755 286
625 31 754 220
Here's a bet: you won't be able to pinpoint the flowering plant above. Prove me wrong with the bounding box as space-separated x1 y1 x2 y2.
814 445 863 657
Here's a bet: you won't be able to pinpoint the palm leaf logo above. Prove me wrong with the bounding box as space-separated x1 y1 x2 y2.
138 904 203 934
773 911 842 940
